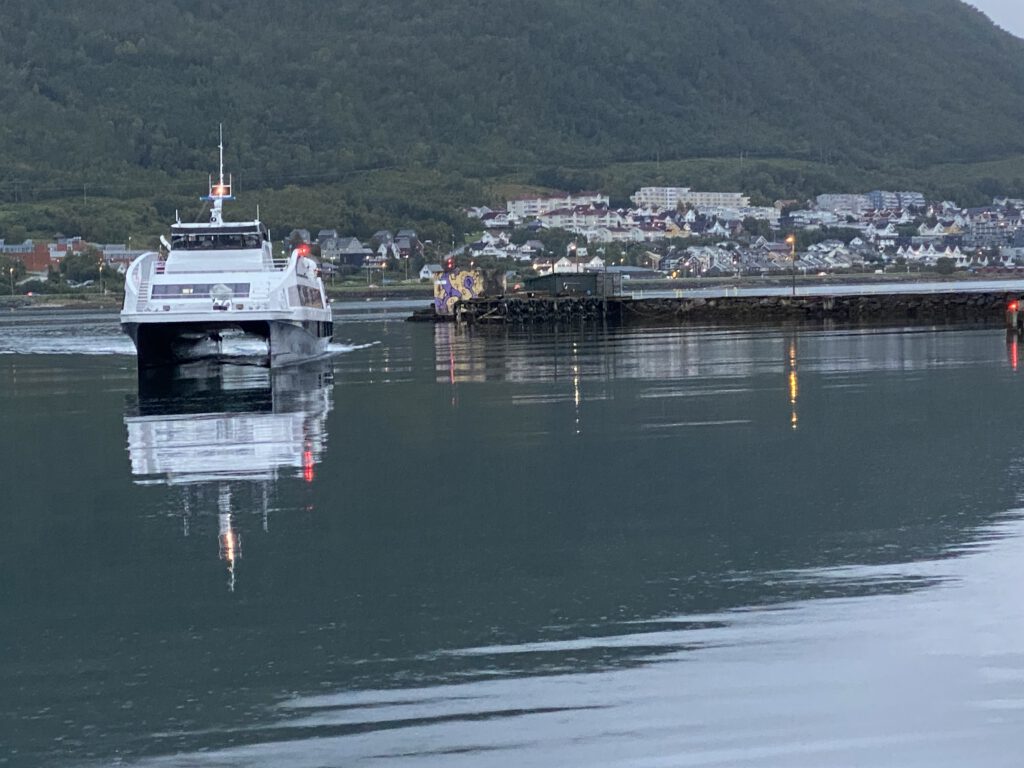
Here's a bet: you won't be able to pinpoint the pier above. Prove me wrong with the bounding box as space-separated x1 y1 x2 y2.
412 281 1023 326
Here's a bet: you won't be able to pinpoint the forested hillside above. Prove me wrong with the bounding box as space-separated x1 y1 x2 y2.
3 0 1024 237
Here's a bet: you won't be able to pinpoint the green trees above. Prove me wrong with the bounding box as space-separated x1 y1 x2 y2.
3 0 1024 233
534 229 576 258
0 256 25 290
742 217 772 239
2 0 1024 190
60 249 102 283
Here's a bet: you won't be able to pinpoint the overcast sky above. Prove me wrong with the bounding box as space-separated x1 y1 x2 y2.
970 0 1024 38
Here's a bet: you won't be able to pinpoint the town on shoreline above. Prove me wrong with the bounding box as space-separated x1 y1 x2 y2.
4 184 1024 304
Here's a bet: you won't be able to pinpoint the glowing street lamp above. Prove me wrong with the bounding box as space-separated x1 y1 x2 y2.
8 266 14 296
785 234 797 296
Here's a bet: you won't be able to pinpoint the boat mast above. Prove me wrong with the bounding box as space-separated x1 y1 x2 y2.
218 124 225 191
206 124 233 225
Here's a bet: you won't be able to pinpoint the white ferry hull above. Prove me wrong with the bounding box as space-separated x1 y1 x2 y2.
267 318 333 366
120 242 333 369
121 315 333 368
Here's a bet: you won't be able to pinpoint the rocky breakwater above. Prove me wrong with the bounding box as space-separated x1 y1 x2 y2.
623 292 1013 323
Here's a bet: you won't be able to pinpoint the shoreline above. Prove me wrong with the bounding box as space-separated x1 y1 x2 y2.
1 271 1018 312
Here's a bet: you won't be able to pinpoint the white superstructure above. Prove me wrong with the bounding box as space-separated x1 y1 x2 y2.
120 133 333 367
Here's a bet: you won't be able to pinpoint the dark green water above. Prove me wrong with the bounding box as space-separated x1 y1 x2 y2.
4 310 1024 766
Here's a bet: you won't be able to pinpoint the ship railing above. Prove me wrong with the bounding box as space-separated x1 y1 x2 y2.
151 258 288 274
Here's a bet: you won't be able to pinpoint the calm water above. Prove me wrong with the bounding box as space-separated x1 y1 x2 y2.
3 309 1024 767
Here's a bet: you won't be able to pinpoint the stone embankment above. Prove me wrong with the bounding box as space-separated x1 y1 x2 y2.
623 292 1013 322
424 291 1017 325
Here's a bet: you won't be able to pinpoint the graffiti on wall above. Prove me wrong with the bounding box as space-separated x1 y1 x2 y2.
434 269 484 315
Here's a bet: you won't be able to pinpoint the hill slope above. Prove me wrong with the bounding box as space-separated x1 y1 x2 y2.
2 0 1024 210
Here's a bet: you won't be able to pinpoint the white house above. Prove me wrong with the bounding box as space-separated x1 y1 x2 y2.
506 192 610 219
538 205 624 232
553 257 590 274
707 220 731 237
420 264 443 281
480 211 514 228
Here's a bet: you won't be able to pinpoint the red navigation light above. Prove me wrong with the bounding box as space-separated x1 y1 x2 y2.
303 448 314 483
1010 300 1019 313
296 243 311 257
445 257 455 271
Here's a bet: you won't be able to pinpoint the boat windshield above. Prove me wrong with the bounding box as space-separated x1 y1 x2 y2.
172 232 263 250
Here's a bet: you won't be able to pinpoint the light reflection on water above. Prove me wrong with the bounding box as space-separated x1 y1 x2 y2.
4 312 1024 766
433 323 1002 386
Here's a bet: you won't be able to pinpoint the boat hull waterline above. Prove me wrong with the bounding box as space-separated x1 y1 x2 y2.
121 317 334 368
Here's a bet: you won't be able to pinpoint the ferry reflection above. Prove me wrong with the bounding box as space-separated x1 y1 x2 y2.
124 361 333 591
788 337 799 430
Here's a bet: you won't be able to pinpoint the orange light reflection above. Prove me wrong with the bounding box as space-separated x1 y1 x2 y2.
303 448 315 483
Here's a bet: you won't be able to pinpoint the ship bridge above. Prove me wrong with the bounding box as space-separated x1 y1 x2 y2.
165 222 273 273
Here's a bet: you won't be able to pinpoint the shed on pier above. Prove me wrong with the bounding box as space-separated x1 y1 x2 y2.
521 271 623 298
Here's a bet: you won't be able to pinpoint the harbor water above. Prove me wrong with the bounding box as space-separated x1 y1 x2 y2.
3 307 1024 766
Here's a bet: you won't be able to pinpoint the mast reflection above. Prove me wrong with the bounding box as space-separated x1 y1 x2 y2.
124 361 333 591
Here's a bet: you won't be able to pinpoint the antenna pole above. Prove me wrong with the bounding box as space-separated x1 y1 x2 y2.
218 124 225 186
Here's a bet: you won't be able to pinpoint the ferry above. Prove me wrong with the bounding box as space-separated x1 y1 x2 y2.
120 135 333 367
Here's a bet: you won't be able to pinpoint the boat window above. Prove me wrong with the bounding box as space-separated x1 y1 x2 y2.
171 233 263 250
151 283 251 298
288 285 325 308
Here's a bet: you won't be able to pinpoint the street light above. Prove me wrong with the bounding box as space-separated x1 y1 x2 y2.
98 260 104 294
785 234 797 296
8 266 14 296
